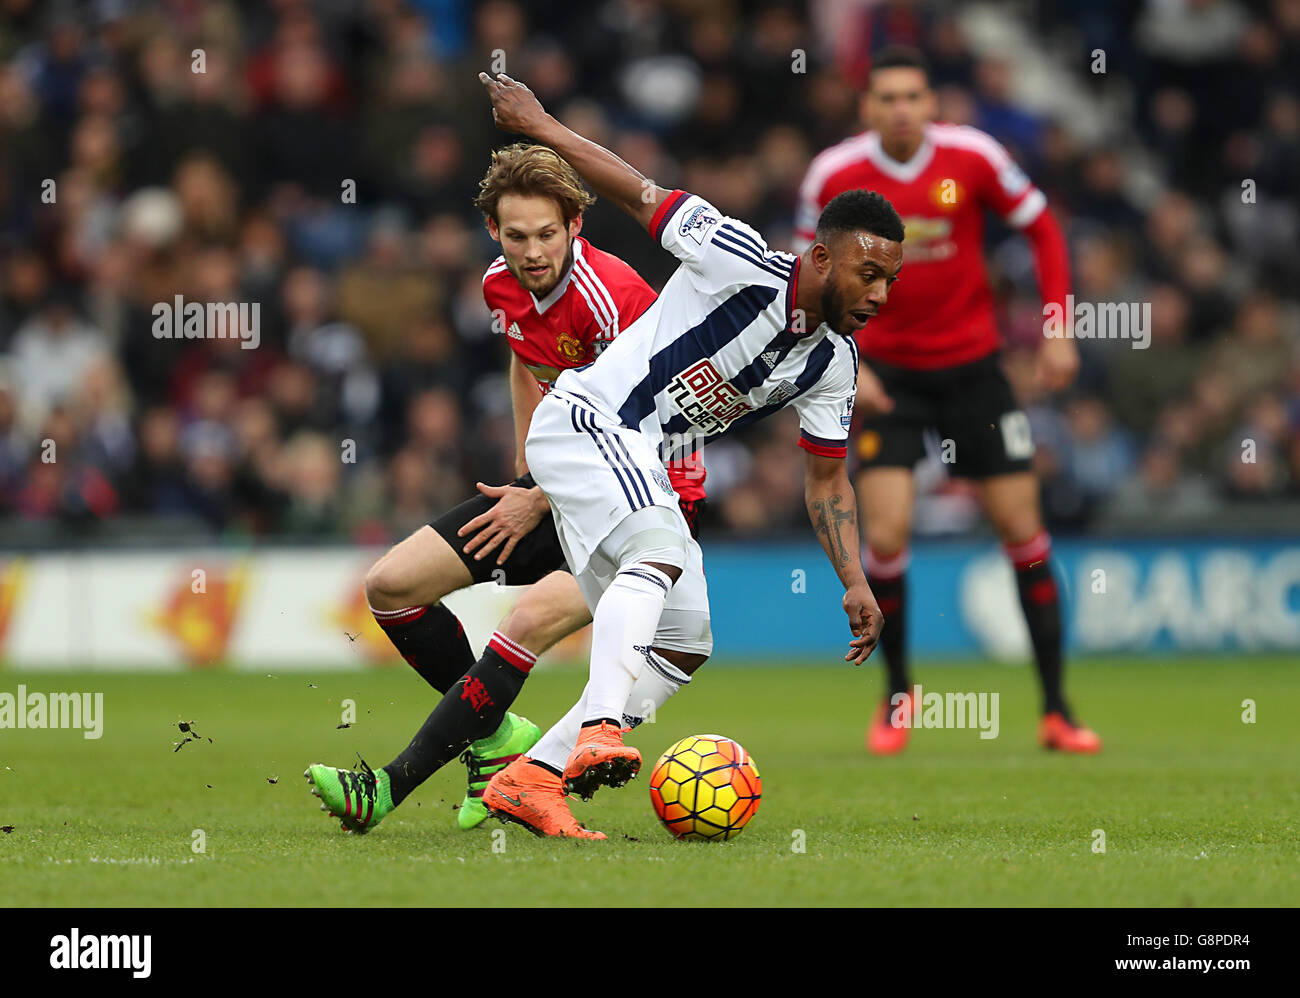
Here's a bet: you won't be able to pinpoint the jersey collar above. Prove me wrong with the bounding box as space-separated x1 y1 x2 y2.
784 256 810 337
865 125 935 183
531 237 584 314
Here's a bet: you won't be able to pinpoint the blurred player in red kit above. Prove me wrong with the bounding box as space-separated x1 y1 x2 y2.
794 47 1100 754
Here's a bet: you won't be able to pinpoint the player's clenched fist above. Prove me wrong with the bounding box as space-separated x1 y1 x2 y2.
479 72 549 135
855 361 895 416
843 581 883 665
1035 335 1079 392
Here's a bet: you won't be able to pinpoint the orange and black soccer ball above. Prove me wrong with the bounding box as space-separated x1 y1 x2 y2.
648 734 762 841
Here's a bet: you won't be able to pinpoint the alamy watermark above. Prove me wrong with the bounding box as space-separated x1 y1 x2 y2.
888 685 999 739
1043 295 1150 350
50 929 150 978
152 295 261 350
0 685 103 739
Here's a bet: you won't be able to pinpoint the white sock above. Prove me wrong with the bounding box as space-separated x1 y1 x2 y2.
620 651 691 729
529 653 691 771
530 686 591 772
583 564 672 724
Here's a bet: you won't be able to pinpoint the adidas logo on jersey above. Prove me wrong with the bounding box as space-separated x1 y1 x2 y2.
760 350 780 371
506 321 524 341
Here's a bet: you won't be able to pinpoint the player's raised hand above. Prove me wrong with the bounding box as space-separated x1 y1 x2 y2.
479 72 549 136
842 580 883 665
457 481 550 565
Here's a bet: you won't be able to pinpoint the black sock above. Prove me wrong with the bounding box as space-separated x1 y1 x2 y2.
382 639 534 806
372 603 473 694
869 569 909 700
1010 549 1069 717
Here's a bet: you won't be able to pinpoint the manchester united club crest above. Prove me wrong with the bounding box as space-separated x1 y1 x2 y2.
858 430 882 461
556 331 585 363
460 676 494 711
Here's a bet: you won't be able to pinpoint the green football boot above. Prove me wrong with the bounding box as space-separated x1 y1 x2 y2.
304 756 394 834
457 712 542 830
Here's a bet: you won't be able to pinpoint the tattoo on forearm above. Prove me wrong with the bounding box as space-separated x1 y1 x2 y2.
811 495 855 565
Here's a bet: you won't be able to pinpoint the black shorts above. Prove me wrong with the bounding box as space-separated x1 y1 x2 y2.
855 352 1034 479
432 474 705 586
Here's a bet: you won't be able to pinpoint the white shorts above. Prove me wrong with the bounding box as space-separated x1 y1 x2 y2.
526 389 713 657
526 389 682 574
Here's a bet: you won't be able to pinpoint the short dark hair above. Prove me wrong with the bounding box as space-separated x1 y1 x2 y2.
814 189 905 245
869 45 930 82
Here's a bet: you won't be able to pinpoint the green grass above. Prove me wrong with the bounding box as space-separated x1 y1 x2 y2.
1 657 1296 907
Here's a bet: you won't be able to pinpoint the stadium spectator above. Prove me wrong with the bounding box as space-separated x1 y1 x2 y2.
0 0 1295 544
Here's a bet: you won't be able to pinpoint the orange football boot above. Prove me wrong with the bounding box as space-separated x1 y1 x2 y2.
866 688 917 755
483 757 606 839
1039 711 1103 753
563 720 641 799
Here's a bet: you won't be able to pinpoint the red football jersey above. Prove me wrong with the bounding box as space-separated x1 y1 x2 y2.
482 236 706 500
794 122 1049 370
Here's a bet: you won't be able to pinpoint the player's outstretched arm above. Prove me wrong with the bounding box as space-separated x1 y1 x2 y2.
479 72 672 232
804 452 882 664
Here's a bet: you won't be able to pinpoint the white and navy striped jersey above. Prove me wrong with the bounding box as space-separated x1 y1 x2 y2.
552 191 858 461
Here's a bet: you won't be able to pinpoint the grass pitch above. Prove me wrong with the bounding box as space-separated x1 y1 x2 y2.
1 657 1296 907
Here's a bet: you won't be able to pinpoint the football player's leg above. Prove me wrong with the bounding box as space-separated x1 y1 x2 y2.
979 473 1064 709
497 569 592 654
545 506 684 793
632 538 712 730
523 651 702 779
367 476 568 697
856 367 926 717
528 548 710 793
486 656 697 838
857 465 920 753
559 652 707 799
487 559 709 835
376 632 534 810
516 394 700 799
979 473 1101 752
495 510 686 812
308 570 589 832
307 576 527 834
564 521 710 796
457 571 590 828
481 716 606 839
582 505 689 721
365 525 476 694
379 571 592 811
956 357 1100 751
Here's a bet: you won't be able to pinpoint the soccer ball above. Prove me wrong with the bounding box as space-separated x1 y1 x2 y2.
648 734 762 841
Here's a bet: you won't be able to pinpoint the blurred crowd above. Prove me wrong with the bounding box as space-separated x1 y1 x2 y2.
0 0 1297 544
